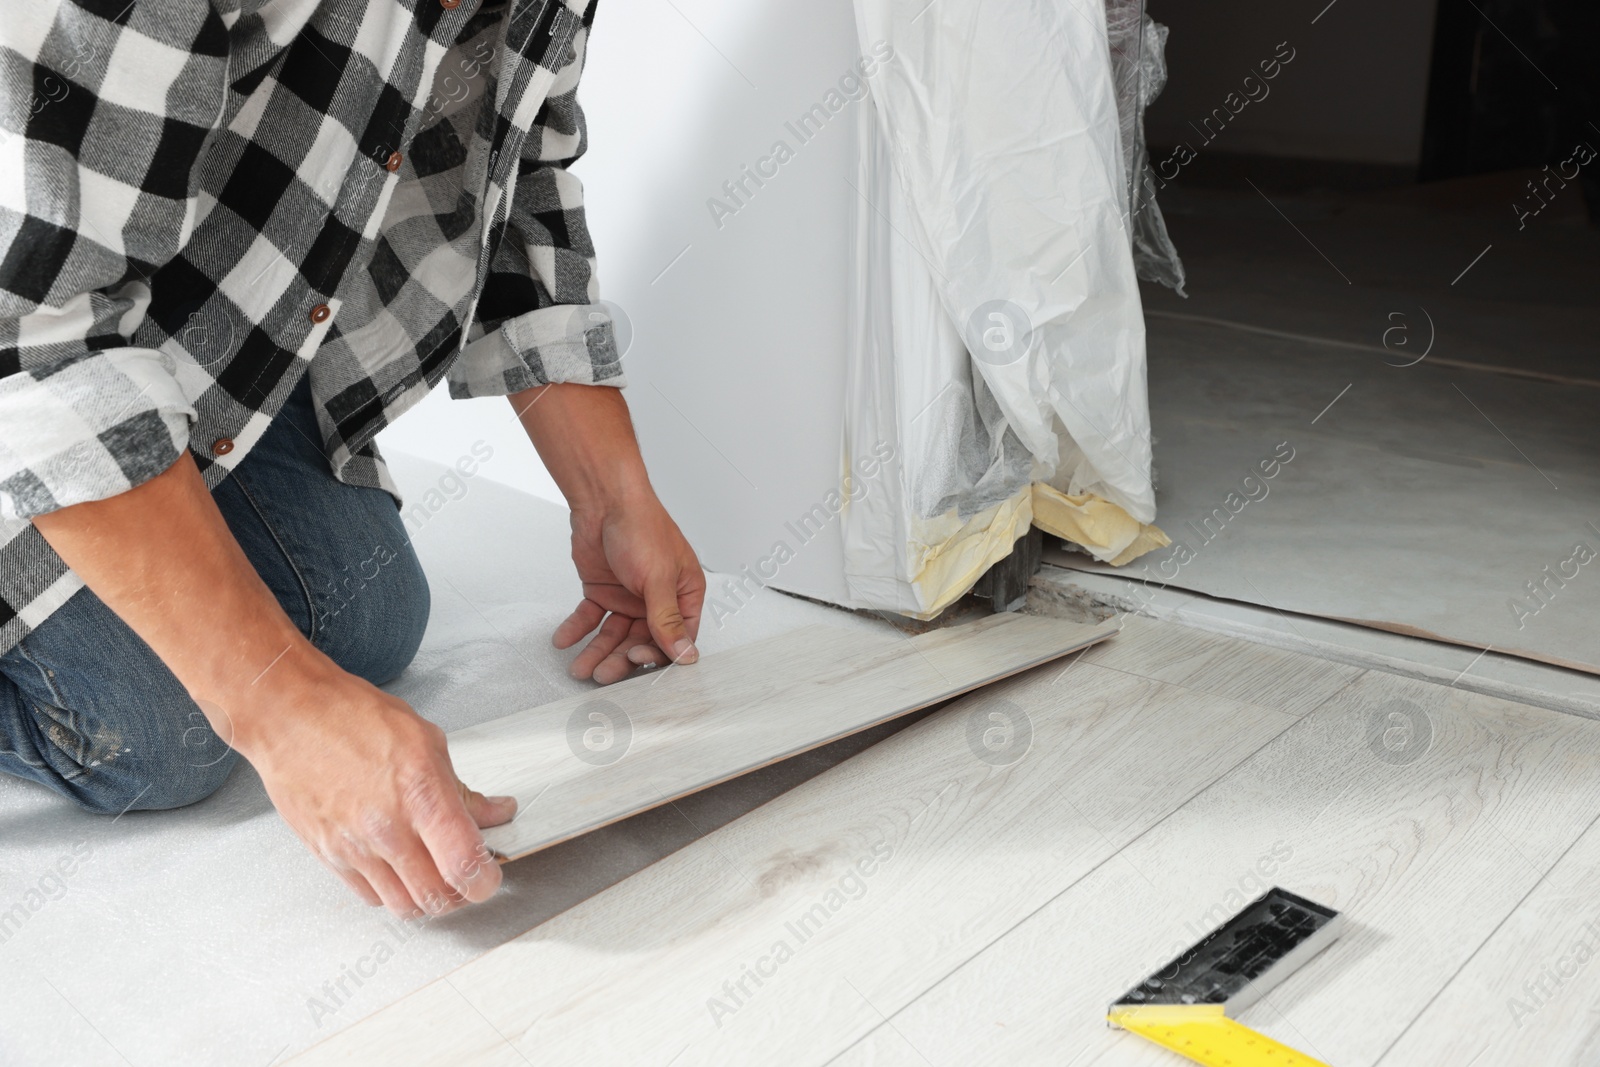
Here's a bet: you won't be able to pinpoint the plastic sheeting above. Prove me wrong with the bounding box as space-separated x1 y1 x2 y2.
1107 4 1187 292
841 0 1169 617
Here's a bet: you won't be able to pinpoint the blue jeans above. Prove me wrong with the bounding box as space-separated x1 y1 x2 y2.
0 373 431 814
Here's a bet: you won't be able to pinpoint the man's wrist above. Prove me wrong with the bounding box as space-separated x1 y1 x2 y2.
565 457 655 515
199 637 343 758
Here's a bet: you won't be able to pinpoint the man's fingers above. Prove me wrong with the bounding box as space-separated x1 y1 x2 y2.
463 786 518 829
412 780 505 905
626 642 669 667
644 574 697 665
384 828 470 918
570 610 632 679
357 854 424 918
553 598 606 650
328 863 383 908
679 566 707 645
593 618 653 685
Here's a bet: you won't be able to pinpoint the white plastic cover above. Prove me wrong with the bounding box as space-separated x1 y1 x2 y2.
1107 4 1187 292
842 0 1162 617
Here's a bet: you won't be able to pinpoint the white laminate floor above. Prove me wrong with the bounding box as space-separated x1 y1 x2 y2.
10 432 1600 1067
288 613 1600 1067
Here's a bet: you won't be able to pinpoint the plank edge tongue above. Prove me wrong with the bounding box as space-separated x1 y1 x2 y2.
454 613 1119 863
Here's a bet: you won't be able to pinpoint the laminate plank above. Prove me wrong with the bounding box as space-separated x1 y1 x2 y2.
288 655 1301 1065
831 668 1600 1067
1079 614 1357 715
452 612 1118 860
1074 613 1228 679
1378 807 1600 1065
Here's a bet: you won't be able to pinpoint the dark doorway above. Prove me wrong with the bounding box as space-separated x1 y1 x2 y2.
1419 0 1599 219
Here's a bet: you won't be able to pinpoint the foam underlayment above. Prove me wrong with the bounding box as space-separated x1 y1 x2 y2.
1060 314 1600 676
0 453 883 1067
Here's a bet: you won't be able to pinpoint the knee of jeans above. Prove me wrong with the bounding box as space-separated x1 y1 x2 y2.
321 542 431 686
14 627 240 814
120 749 239 813
73 734 239 815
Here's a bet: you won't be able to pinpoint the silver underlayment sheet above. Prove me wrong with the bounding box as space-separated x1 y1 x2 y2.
1060 313 1600 675
1058 181 1600 676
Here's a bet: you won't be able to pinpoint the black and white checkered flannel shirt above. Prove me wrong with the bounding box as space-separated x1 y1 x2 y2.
0 0 624 654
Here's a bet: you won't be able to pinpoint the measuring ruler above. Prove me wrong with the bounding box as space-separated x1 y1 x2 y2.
1108 1005 1329 1067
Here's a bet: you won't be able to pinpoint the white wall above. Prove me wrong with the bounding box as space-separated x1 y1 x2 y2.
1145 0 1440 167
380 0 866 605
376 387 564 505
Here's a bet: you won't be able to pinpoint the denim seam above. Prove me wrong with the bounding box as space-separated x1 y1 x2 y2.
12 640 69 710
12 641 87 776
228 470 321 646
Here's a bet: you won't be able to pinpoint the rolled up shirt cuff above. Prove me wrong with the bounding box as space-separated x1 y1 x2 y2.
448 302 625 398
0 348 195 520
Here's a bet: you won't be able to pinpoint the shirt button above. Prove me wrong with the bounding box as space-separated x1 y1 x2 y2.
440 0 461 8
212 437 235 456
385 151 403 172
310 303 332 324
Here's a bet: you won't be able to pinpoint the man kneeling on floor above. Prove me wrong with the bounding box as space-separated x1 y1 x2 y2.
0 0 705 916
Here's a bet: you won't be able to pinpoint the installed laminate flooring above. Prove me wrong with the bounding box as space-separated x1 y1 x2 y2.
833 664 1600 1066
453 612 1117 860
291 617 1600 1066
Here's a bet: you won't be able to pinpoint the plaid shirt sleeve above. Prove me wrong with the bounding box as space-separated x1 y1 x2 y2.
447 7 623 398
0 2 225 520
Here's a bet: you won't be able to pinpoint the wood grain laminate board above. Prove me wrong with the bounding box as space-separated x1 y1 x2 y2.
1377 806 1600 1065
453 612 1118 860
1078 613 1359 715
831 668 1600 1067
289 651 1310 1065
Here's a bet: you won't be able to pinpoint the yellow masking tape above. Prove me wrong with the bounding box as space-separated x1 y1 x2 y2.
1030 484 1170 565
902 491 1034 619
884 480 1169 619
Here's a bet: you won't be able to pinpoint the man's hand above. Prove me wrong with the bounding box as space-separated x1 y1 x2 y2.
555 489 705 684
237 650 516 916
511 382 707 684
34 453 513 918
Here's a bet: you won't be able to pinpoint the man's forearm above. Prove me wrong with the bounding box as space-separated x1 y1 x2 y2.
31 452 326 747
510 380 705 678
508 383 653 510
